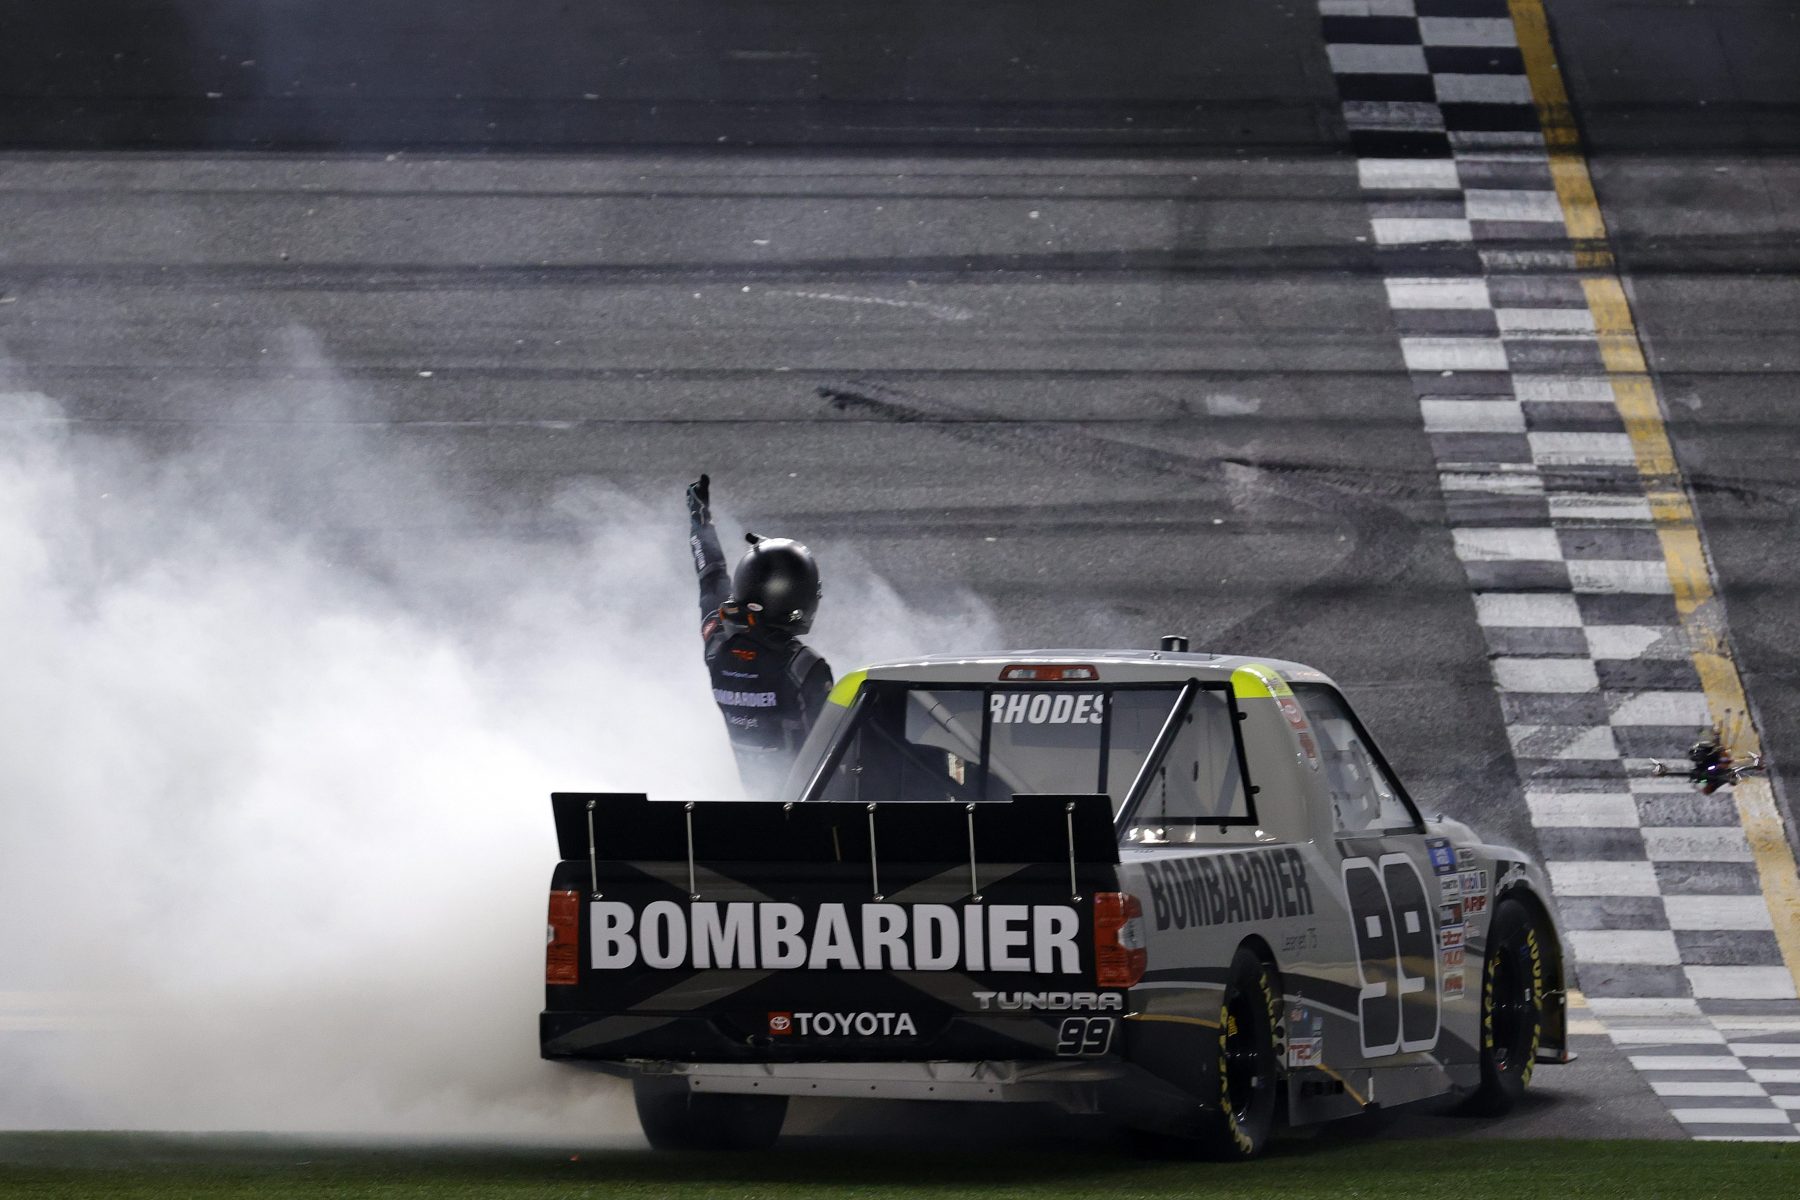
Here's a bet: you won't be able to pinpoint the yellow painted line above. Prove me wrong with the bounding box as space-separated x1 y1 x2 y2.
1507 0 1611 269
1510 0 1800 998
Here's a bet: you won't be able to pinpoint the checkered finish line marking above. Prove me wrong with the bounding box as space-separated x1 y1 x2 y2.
1317 0 1800 1138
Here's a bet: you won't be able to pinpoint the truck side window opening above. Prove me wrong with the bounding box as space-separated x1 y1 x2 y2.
1128 692 1248 832
1290 683 1417 835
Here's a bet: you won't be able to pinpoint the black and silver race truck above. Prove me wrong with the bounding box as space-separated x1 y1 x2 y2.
541 649 1572 1157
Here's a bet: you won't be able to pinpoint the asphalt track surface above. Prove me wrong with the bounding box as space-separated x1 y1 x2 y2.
1 0 1794 1147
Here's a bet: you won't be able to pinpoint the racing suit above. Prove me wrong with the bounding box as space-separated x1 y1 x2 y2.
690 514 833 799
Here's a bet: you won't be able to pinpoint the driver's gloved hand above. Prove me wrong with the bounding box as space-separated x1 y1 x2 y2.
686 473 711 525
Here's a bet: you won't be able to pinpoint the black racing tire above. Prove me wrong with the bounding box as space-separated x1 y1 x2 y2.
632 1076 788 1151
1463 896 1546 1116
1189 946 1283 1159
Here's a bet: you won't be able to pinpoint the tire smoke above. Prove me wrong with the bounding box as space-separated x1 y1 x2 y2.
0 361 999 1138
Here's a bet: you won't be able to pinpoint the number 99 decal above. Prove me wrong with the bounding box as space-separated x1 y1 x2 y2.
1343 853 1439 1057
1055 1017 1115 1057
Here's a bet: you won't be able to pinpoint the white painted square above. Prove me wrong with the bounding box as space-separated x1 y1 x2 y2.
1512 375 1617 404
1628 1055 1744 1071
1328 44 1430 75
1343 101 1446 131
1671 1109 1793 1125
1373 217 1475 244
1422 397 1525 433
1473 591 1582 627
1435 74 1535 106
1609 691 1713 727
1538 721 1625 761
1691 968 1800 1000
1641 827 1754 863
1569 559 1676 595
1652 1081 1767 1097
1465 188 1567 223
1405 910 1421 934
1589 997 1702 1018
1453 527 1563 562
1418 16 1517 46
1548 494 1654 523
1609 1027 1727 1046
1492 657 1598 693
1401 336 1508 372
1567 929 1681 965
1585 625 1679 660
1496 307 1597 336
1359 158 1462 190
1661 896 1774 931
1365 914 1384 938
1525 791 1638 827
1385 276 1492 309
1528 432 1639 467
1547 859 1659 897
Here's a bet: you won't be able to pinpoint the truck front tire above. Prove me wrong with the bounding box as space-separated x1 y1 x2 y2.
1462 896 1545 1116
632 1076 788 1151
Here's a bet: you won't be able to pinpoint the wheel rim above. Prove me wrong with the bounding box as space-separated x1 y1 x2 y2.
1223 989 1270 1125
1489 936 1533 1071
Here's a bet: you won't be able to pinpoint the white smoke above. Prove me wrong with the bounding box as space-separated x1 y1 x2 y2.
0 355 1000 1137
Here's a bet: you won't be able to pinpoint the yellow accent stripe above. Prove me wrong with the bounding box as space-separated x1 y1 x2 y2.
826 669 867 708
1510 0 1800 997
1229 663 1290 700
1124 1012 1221 1030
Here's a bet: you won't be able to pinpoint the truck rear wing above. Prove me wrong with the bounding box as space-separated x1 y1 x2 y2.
551 792 1119 897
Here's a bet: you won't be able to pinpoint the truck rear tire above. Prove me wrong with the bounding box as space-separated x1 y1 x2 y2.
1192 946 1283 1159
632 1076 787 1151
1462 896 1545 1116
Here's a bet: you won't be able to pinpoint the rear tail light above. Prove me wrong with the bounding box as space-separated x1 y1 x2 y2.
1093 892 1147 989
546 890 580 985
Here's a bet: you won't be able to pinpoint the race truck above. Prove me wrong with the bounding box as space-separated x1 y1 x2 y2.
540 646 1572 1157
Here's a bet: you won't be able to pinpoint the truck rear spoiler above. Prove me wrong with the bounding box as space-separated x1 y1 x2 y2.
552 793 1118 896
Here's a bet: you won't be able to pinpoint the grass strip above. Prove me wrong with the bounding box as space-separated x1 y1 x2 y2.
0 1133 1796 1200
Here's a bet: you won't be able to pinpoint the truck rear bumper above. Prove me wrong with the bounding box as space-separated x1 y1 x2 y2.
621 1058 1186 1116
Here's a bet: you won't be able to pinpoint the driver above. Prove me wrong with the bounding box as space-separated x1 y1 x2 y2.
686 474 834 798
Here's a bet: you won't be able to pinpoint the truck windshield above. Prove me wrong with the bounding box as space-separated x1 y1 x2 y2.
807 681 1252 824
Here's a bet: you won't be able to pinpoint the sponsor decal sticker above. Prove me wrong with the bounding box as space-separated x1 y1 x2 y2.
1442 970 1465 998
989 692 1105 725
1441 947 1466 969
769 1011 919 1037
713 688 779 709
1286 1004 1326 1068
1459 869 1489 897
1463 893 1489 916
1456 847 1476 866
1144 848 1315 932
1439 875 1462 901
590 900 1082 973
1426 838 1457 875
973 991 1123 1012
1437 901 1463 926
1441 924 1464 950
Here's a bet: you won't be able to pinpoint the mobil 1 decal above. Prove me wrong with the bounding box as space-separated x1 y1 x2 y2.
1342 853 1440 1058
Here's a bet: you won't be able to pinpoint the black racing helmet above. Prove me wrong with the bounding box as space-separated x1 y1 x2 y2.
728 535 822 634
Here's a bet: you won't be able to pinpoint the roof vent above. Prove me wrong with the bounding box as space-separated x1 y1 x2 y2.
1160 635 1190 653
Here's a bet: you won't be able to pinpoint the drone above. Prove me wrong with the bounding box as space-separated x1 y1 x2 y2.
1650 711 1766 794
